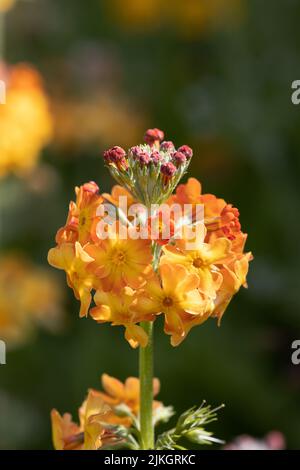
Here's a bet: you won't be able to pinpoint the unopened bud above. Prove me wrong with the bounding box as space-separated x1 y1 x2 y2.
144 128 164 146
178 145 193 159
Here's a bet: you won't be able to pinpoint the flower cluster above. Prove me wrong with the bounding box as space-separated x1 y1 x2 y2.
51 374 169 450
0 63 53 178
0 254 65 347
103 128 193 205
48 129 252 347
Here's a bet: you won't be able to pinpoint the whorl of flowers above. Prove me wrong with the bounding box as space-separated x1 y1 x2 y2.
48 129 252 348
51 373 222 450
0 63 53 178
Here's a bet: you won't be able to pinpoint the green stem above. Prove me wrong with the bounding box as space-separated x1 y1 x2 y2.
139 321 154 450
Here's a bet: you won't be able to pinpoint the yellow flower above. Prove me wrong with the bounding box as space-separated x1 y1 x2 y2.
0 0 15 13
47 242 96 317
0 63 53 178
0 254 64 347
134 264 213 345
85 225 153 292
51 390 117 450
90 287 153 348
161 228 233 299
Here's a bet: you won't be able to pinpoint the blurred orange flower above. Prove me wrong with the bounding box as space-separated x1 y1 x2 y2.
95 373 161 419
0 0 15 13
0 254 65 347
0 63 53 178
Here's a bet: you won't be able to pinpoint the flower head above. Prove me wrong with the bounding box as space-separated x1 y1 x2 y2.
102 129 193 205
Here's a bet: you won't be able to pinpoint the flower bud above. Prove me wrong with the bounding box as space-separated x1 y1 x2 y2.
160 141 175 152
178 145 193 159
144 128 164 146
138 152 151 166
150 150 162 165
172 151 186 166
103 146 127 170
81 181 99 194
161 162 176 181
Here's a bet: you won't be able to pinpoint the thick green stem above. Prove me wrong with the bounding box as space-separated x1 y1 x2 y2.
139 321 154 450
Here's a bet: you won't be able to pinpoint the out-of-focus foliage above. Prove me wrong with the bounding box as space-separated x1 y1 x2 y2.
0 0 300 449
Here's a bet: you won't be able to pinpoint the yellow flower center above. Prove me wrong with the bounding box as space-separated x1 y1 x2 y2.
111 249 126 265
193 257 203 268
163 297 173 307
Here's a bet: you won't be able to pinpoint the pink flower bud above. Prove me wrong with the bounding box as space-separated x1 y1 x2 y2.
103 146 127 171
138 152 151 166
177 145 193 159
103 145 126 163
172 151 186 166
144 128 164 145
161 162 176 178
150 150 162 165
160 141 175 152
82 181 99 194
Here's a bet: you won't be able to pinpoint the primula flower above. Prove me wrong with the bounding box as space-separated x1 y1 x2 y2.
90 287 154 348
51 390 118 450
47 242 96 317
134 264 213 346
56 181 103 245
96 374 161 418
85 225 153 292
161 228 233 299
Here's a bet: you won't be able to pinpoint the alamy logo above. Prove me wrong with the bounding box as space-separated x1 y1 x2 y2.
291 340 300 365
0 340 6 365
0 80 6 104
291 80 300 105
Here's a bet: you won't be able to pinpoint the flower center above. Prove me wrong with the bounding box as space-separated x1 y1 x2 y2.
193 257 203 268
163 297 173 307
112 250 126 265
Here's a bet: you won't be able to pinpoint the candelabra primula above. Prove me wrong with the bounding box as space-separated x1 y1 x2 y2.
48 128 252 449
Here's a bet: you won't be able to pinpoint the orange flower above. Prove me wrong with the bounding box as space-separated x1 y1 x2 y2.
85 225 153 292
47 242 96 317
96 373 161 418
102 184 136 209
134 264 213 345
90 287 153 348
161 228 233 299
51 390 118 450
56 181 103 245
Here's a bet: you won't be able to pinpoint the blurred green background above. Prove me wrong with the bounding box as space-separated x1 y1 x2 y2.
1 0 300 449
